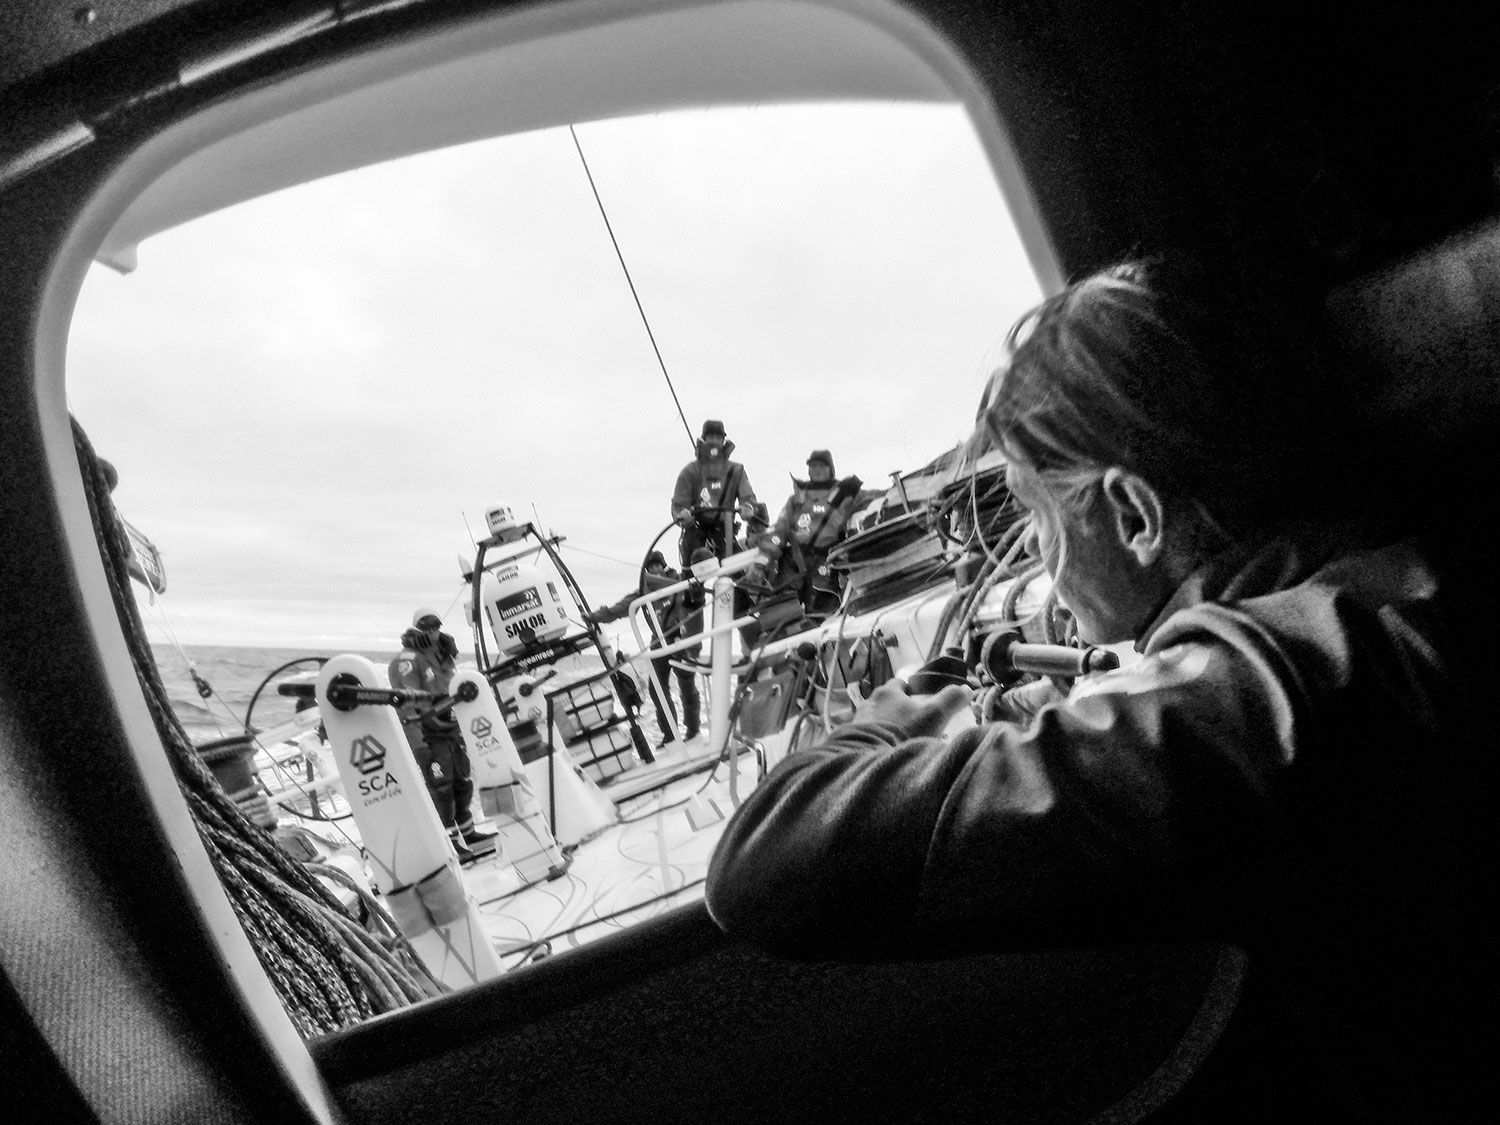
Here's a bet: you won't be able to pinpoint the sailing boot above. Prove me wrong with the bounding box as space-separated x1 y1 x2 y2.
458 823 499 857
449 833 480 866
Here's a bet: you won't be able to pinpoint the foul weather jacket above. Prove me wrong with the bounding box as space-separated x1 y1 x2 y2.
760 475 864 571
671 439 756 527
388 629 460 744
706 522 1494 1118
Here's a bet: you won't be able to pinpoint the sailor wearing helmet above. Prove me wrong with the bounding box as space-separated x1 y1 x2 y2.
389 607 497 864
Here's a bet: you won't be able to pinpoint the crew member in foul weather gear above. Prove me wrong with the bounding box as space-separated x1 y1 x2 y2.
671 419 758 567
757 449 867 617
587 550 704 747
389 607 498 864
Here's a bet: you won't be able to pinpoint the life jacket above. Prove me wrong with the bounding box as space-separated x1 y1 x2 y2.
391 632 438 693
776 475 863 554
689 440 746 518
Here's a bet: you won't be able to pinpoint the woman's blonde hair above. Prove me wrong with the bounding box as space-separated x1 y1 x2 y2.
974 258 1347 538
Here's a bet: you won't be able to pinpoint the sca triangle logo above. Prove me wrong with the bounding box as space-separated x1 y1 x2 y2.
351 734 401 797
350 734 388 775
471 716 493 738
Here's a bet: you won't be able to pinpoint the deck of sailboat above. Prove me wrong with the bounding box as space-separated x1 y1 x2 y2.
247 569 1046 983
470 738 746 970
267 728 749 976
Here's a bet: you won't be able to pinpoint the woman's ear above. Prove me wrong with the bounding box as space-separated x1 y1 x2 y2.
1100 467 1166 565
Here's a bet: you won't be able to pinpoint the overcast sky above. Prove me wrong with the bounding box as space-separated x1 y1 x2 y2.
65 101 1041 652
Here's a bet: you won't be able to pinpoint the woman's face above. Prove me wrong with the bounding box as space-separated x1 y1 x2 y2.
1004 459 1155 644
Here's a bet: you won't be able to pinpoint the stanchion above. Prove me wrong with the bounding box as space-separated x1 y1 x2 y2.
711 574 739 806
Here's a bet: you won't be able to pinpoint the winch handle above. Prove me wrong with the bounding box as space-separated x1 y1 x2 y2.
980 631 1120 683
280 673 440 713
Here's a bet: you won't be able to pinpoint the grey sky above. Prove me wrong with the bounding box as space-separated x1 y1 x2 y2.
66 101 1041 651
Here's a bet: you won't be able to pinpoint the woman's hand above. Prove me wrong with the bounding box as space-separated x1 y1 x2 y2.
852 680 973 738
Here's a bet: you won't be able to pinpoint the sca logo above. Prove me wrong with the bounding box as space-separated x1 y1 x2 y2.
350 735 399 796
471 717 493 739
350 735 386 774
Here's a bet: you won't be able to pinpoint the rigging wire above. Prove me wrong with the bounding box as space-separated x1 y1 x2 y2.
560 542 642 569
140 595 247 736
568 123 695 451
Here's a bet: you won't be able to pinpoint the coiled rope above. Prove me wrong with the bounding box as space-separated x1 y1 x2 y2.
73 418 445 1037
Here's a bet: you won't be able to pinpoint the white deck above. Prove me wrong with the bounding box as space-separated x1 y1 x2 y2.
468 740 748 970
257 726 756 978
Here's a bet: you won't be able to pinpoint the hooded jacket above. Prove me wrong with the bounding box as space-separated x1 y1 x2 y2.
706 522 1493 1118
760 472 864 567
671 437 756 525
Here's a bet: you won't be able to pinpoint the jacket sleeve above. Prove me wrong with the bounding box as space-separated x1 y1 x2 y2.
588 591 636 624
672 465 697 521
705 621 1302 955
735 464 757 509
760 495 798 565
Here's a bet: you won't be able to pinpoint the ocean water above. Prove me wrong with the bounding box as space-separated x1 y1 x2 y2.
151 643 392 745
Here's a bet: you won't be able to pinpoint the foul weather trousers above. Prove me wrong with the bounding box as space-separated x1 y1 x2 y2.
649 648 702 740
413 730 476 833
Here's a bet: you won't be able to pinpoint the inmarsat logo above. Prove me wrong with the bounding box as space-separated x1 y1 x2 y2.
350 735 387 775
471 717 493 739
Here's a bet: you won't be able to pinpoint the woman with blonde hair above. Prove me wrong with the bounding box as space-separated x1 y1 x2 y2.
707 259 1491 1119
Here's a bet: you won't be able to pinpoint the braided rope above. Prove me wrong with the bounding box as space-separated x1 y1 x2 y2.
304 861 444 1002
71 418 448 1036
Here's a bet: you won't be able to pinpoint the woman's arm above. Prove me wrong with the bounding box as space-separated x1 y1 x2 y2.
705 631 1297 955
